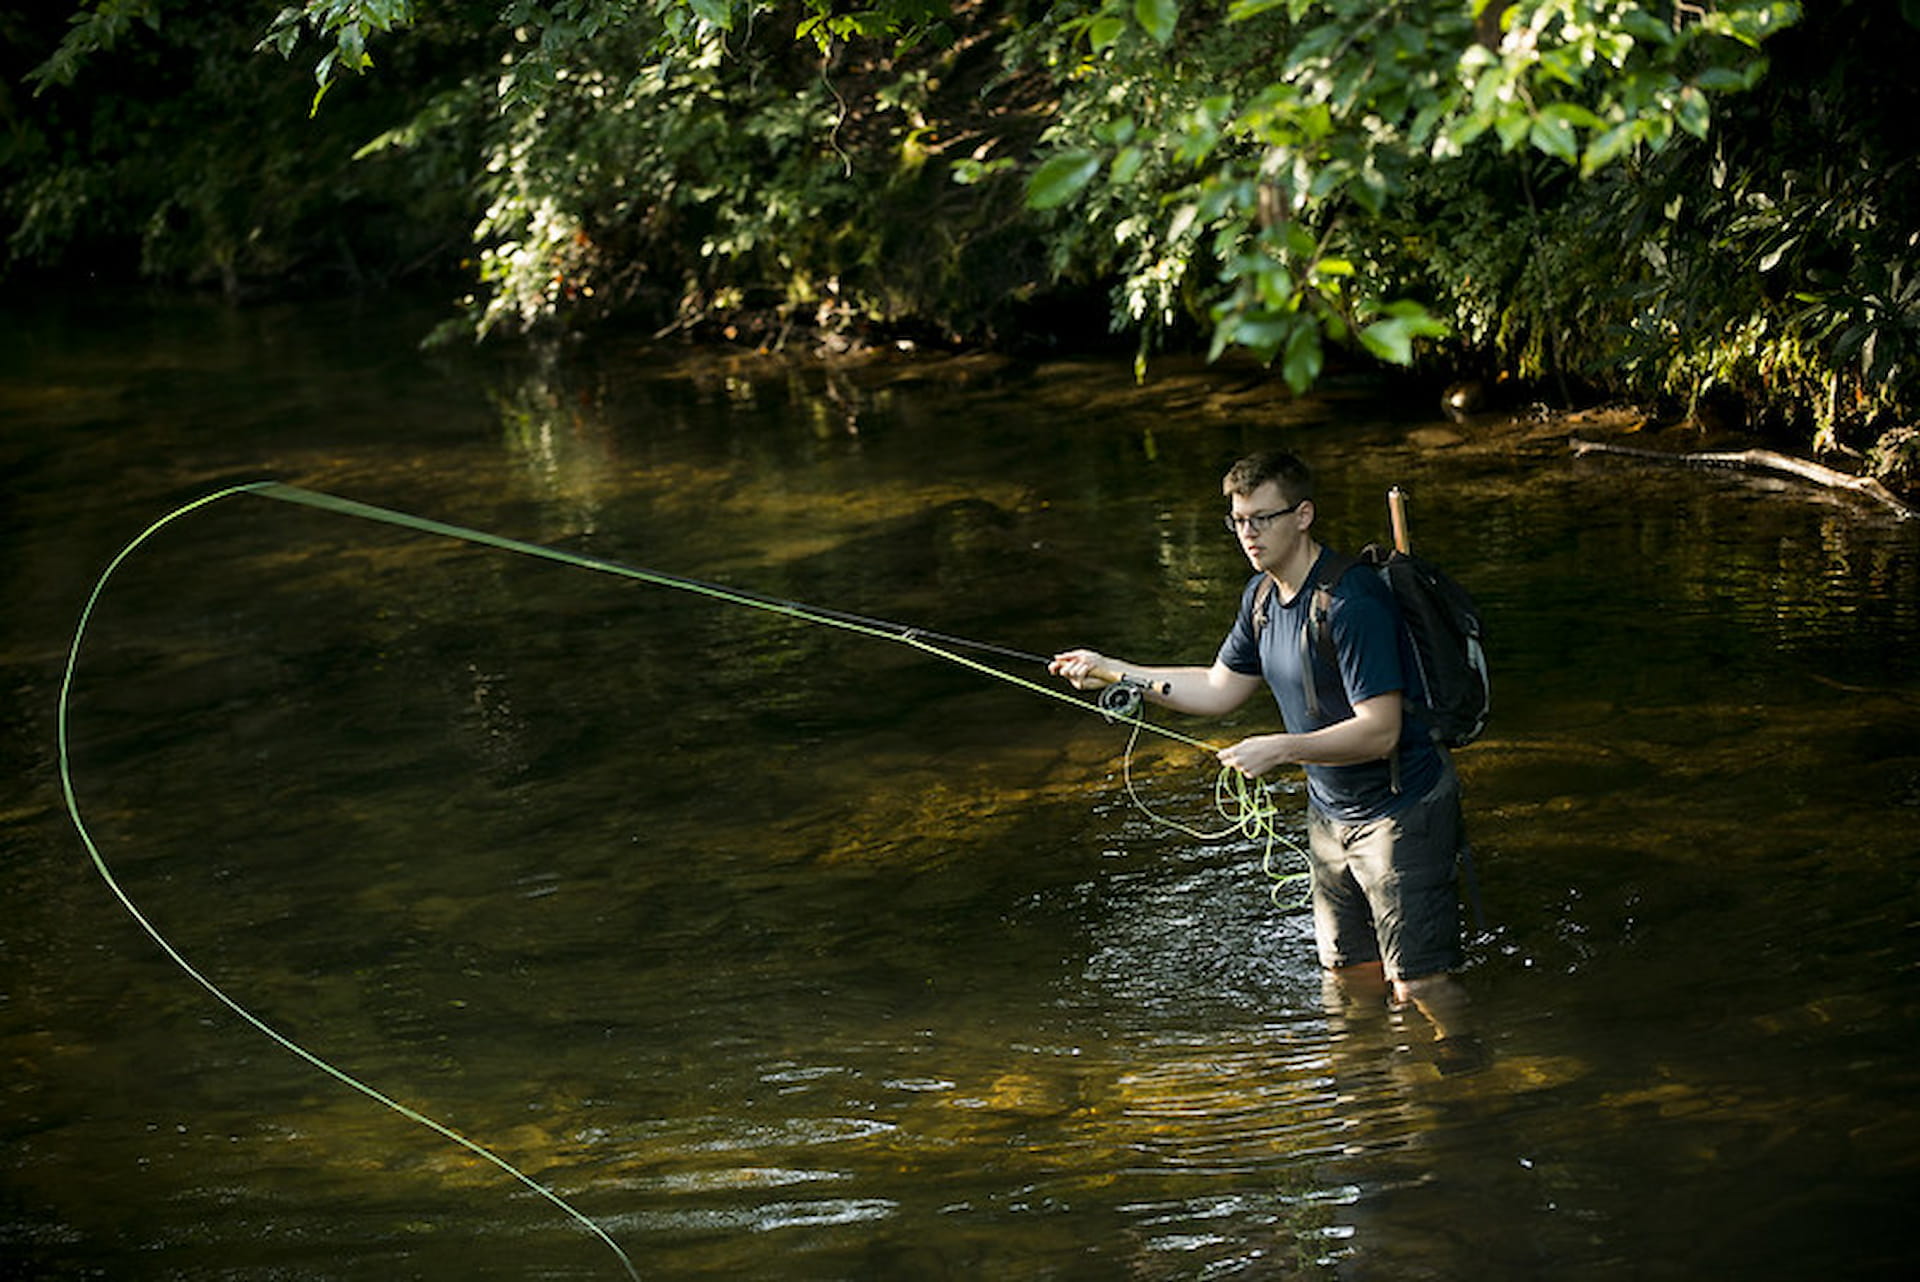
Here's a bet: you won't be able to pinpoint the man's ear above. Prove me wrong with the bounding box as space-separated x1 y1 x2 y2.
1296 499 1315 530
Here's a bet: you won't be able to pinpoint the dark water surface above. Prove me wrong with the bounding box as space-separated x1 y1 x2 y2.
4 292 1918 1280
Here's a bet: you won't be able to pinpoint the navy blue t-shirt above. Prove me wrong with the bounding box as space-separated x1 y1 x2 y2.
1215 548 1443 822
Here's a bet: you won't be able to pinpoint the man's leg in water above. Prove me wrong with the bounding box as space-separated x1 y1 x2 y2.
1330 959 1389 1002
1395 972 1471 1042
1328 961 1470 1043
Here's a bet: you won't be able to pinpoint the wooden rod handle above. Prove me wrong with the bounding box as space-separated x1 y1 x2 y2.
1388 486 1412 554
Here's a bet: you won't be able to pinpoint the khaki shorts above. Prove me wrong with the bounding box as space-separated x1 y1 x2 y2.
1306 764 1464 981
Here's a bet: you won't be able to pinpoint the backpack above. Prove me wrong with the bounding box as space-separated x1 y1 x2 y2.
1255 544 1490 749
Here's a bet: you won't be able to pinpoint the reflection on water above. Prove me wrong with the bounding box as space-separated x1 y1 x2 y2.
3 291 1919 1280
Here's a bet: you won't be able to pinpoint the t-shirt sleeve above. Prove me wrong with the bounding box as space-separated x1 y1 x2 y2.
1330 577 1406 704
1215 575 1266 676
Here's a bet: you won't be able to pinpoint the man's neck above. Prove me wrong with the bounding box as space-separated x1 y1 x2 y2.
1268 539 1322 599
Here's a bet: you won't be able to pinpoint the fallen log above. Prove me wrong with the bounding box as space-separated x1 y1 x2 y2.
1569 438 1918 520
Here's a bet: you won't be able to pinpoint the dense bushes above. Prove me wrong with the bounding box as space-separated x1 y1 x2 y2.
3 2 483 293
9 2 1917 476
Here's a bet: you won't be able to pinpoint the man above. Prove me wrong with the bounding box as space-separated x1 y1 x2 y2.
1050 449 1474 1060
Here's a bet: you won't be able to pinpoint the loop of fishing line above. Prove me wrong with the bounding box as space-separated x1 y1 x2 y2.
56 481 1310 1277
1111 709 1311 911
57 484 642 1282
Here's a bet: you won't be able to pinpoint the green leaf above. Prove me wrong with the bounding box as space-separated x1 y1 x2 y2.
1530 113 1579 165
1675 85 1711 139
1694 66 1749 92
1620 10 1674 46
1541 102 1605 132
1252 262 1296 310
1582 122 1639 175
1360 318 1416 365
1444 112 1492 154
1360 304 1448 365
1281 320 1322 392
1234 313 1293 351
1026 150 1102 210
1279 221 1315 260
1495 108 1531 152
1136 0 1179 45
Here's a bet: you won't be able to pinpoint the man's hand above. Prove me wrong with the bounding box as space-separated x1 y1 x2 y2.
1221 694 1405 774
1049 649 1116 691
1218 733 1295 778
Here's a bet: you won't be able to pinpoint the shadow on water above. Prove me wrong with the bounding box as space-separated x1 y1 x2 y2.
4 290 1919 1279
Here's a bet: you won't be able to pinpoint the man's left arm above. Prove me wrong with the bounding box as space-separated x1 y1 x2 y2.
1216 692 1402 777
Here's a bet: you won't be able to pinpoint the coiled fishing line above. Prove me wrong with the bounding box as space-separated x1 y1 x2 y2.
1098 682 1311 909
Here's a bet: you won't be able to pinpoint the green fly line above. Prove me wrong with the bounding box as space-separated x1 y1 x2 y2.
56 481 1309 1277
1098 683 1311 909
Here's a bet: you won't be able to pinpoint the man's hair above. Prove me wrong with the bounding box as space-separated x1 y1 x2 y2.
1222 450 1314 505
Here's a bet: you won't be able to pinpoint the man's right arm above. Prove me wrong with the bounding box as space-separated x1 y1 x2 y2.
1049 650 1262 718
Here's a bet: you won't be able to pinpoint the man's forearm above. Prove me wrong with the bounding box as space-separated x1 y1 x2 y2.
1050 652 1259 718
1107 663 1244 718
1217 695 1404 776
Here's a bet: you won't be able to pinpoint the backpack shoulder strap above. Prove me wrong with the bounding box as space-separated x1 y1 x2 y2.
1300 550 1358 719
1251 573 1278 639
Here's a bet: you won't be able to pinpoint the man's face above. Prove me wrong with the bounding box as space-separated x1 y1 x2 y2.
1228 480 1310 574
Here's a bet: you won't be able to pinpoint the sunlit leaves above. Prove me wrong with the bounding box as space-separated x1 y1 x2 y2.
260 0 417 87
1027 150 1103 210
1011 0 1801 381
1360 301 1450 365
22 0 1818 402
1444 0 1800 171
795 8 893 50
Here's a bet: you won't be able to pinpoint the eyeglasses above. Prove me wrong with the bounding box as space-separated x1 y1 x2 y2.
1223 500 1305 535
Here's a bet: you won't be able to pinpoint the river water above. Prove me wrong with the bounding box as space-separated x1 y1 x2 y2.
3 291 1917 1280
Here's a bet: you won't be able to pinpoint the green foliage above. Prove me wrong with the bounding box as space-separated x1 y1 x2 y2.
4 1 481 292
452 15 851 338
1010 0 1799 385
19 0 1920 472
22 0 161 92
338 3 1051 343
258 0 422 111
1369 0 1919 453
